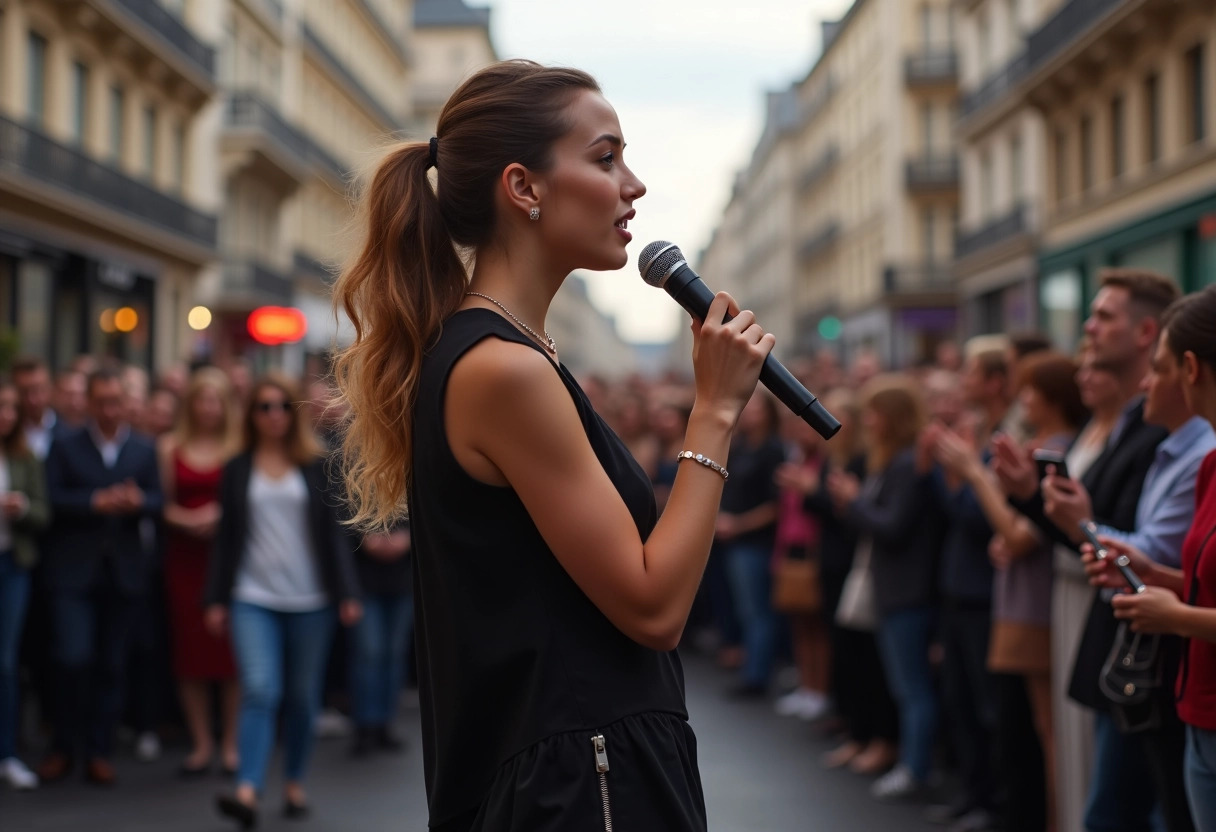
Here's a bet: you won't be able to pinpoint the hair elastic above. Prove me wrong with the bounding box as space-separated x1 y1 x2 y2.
427 136 438 170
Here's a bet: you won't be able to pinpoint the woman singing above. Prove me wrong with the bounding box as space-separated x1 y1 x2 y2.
333 60 773 831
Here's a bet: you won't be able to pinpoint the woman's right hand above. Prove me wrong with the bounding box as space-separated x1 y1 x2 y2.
1081 537 1154 590
1079 540 1152 591
690 292 775 424
204 605 228 637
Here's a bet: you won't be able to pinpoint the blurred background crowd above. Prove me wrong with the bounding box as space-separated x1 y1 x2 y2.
3 270 1216 832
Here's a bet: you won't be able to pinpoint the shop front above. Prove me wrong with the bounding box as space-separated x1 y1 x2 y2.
1039 191 1216 350
0 228 156 371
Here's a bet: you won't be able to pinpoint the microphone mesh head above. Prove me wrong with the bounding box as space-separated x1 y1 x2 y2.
638 241 686 287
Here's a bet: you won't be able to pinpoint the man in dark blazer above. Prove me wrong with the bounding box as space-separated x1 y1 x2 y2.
998 269 1180 832
37 366 164 786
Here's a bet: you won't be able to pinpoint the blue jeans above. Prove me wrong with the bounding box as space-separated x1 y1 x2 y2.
50 574 138 758
1084 710 1158 832
1186 725 1216 832
0 551 29 760
230 602 336 792
724 541 778 688
350 593 413 726
877 607 938 782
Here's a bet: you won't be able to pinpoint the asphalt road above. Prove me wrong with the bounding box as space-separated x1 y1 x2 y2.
2 655 938 831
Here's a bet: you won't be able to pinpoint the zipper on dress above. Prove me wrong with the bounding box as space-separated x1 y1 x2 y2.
591 733 613 832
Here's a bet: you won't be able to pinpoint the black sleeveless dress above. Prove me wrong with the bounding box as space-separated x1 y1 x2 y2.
410 309 707 832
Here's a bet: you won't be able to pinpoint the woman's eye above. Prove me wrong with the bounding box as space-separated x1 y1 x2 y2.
600 152 615 168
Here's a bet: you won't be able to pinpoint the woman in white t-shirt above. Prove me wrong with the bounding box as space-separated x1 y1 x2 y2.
203 374 361 828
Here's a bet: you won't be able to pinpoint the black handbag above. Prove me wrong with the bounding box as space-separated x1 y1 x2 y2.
1099 621 1163 734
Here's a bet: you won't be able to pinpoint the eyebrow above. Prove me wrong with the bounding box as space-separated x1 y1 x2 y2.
588 133 623 148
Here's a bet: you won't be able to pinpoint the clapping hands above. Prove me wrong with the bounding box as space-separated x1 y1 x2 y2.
92 479 145 514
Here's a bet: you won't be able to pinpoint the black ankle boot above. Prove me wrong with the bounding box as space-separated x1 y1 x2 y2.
375 725 405 753
350 726 376 758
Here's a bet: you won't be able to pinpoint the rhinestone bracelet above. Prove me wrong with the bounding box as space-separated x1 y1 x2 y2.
676 450 729 481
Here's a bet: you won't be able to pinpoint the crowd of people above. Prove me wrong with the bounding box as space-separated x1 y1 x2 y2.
0 356 411 827
648 270 1216 832
2 268 1216 832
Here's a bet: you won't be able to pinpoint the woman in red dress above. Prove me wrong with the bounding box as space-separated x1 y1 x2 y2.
160 368 241 775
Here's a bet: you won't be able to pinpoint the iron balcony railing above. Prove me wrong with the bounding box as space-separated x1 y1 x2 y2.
960 0 1124 120
904 51 959 85
223 258 292 303
1026 0 1124 72
224 92 310 167
798 222 840 263
882 263 955 293
0 114 217 249
905 155 960 190
109 0 216 79
798 145 839 194
955 204 1028 259
960 51 1029 119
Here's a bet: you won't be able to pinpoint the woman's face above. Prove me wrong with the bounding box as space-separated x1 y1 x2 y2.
252 385 293 443
192 385 226 434
536 91 646 273
0 387 19 440
1077 360 1119 411
861 405 886 444
1019 384 1050 432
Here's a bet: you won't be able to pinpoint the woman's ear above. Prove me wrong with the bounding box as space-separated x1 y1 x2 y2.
501 163 543 221
1185 351 1206 388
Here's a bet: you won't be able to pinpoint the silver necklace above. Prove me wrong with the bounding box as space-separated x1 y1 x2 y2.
466 292 557 355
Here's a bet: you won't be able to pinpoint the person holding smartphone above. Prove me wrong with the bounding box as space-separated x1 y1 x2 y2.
932 351 1087 832
1054 283 1214 832
1084 287 1216 828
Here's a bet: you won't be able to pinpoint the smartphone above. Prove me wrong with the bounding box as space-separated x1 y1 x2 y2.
1033 448 1070 480
1079 521 1146 594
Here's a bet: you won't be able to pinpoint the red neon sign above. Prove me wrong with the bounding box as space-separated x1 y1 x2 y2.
247 306 307 346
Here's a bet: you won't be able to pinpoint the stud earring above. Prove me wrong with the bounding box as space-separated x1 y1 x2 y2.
529 207 540 221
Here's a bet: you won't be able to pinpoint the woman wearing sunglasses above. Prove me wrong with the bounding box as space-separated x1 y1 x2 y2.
204 373 361 828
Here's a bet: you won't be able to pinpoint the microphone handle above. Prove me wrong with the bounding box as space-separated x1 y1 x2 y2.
668 268 841 440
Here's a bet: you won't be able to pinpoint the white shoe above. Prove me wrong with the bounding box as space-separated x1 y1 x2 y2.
0 757 39 790
871 764 922 801
773 688 829 721
314 707 352 738
135 731 161 762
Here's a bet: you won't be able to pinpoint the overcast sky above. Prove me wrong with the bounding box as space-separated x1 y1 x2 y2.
491 0 854 344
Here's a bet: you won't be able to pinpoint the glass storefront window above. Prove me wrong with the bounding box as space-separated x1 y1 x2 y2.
17 260 51 361
1042 269 1082 350
1114 235 1181 285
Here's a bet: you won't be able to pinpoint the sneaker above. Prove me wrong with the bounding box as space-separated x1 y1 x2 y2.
773 688 829 721
135 731 161 762
315 707 352 739
870 765 923 801
948 808 997 832
0 757 39 790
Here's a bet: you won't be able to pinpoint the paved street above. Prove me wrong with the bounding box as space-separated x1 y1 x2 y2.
2 655 936 831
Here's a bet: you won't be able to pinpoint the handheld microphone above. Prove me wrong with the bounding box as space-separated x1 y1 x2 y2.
639 241 841 440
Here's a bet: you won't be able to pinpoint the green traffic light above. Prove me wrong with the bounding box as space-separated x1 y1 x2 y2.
818 316 842 340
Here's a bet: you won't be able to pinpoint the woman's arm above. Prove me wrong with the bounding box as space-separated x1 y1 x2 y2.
447 300 770 652
157 437 192 530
